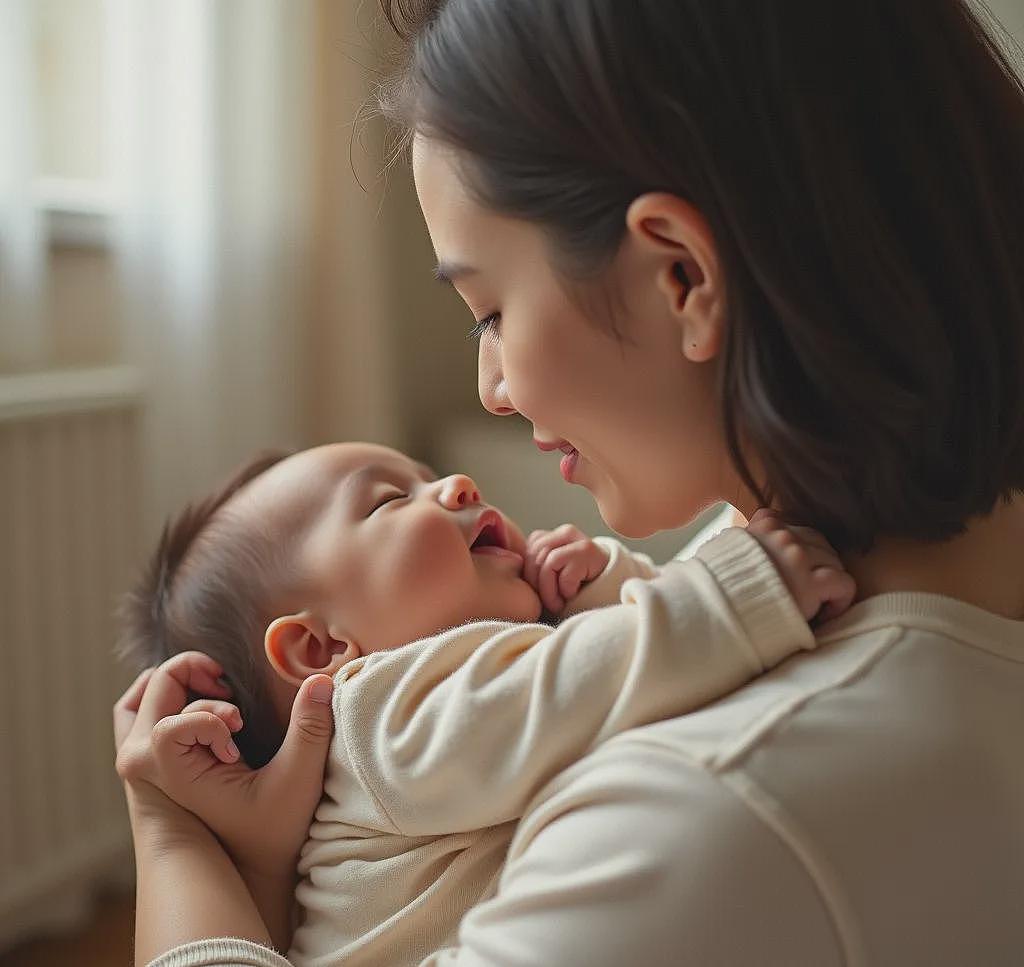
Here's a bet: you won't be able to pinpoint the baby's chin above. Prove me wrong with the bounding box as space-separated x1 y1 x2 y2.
474 582 543 624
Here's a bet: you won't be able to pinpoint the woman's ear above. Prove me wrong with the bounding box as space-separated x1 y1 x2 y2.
264 612 361 687
625 192 725 362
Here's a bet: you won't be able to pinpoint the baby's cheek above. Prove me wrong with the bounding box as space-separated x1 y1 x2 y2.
400 516 470 582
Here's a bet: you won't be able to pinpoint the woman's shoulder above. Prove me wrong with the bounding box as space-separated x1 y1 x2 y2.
539 590 1024 790
496 600 1024 965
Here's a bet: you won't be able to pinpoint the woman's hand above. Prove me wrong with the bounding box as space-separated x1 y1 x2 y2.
114 666 210 843
114 651 335 883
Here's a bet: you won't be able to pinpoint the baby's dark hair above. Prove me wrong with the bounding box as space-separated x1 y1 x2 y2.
117 449 297 768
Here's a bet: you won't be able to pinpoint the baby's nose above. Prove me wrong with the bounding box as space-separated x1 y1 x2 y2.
439 474 482 510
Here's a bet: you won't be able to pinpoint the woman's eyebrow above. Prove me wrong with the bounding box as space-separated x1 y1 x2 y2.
433 260 477 286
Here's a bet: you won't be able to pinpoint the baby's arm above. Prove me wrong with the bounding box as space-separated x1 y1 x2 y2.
334 521 851 837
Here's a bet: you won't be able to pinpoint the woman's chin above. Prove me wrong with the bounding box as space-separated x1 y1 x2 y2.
593 495 660 540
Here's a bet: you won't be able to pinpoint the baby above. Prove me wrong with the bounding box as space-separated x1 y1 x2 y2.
119 441 852 966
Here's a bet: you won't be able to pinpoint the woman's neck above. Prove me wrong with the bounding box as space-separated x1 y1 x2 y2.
844 494 1024 620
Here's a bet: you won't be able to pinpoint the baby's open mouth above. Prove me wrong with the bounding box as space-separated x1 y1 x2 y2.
469 510 521 562
470 510 508 551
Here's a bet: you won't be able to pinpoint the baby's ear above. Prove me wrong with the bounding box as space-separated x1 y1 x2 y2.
264 612 360 686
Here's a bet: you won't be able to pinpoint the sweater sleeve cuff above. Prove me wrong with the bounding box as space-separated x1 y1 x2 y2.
694 527 815 667
148 938 291 967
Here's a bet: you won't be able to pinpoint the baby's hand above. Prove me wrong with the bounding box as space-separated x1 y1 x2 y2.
523 524 610 614
745 508 856 625
115 650 333 882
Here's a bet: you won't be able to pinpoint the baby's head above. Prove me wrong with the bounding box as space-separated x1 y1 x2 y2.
119 442 540 766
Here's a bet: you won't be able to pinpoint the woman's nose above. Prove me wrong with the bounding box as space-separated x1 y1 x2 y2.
478 340 517 417
439 474 482 510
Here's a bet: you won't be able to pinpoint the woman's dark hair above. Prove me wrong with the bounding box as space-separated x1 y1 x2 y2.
117 449 296 768
378 0 1024 553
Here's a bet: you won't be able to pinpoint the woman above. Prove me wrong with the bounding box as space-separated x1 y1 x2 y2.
117 1 1024 963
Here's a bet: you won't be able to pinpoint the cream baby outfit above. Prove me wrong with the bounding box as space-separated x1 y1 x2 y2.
289 529 810 966
151 526 816 966
149 588 1024 966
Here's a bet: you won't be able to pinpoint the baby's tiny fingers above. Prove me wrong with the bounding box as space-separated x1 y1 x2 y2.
812 567 857 624
556 557 586 602
181 699 243 732
153 710 240 765
523 547 545 590
747 507 781 526
538 562 566 614
783 524 836 556
532 542 555 576
532 524 585 553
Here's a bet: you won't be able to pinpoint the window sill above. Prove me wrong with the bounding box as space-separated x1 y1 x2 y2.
34 177 116 250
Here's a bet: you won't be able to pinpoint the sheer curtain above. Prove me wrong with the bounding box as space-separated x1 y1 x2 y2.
0 0 47 372
107 0 317 527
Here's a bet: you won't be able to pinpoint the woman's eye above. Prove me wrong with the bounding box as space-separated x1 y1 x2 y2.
370 491 407 514
467 313 501 341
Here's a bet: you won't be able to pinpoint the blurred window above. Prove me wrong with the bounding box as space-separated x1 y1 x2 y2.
32 0 113 245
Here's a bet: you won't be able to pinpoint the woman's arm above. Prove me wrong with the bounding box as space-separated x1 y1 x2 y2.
127 784 275 966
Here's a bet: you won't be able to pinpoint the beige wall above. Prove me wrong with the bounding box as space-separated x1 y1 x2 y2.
294 0 478 458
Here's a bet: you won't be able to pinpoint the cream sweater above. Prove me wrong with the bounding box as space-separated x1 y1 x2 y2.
150 528 1024 966
150 527 814 967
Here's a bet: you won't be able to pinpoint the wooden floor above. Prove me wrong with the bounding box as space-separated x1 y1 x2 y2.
0 891 134 967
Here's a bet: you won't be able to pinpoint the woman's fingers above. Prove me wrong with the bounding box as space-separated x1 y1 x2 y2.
255 674 335 865
134 651 232 734
112 666 155 751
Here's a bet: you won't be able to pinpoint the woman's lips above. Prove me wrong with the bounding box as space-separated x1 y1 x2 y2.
559 447 580 483
534 437 581 483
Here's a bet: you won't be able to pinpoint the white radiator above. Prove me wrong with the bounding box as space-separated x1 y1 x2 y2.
0 366 143 952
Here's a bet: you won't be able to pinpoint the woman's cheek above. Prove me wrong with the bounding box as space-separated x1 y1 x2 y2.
500 324 555 412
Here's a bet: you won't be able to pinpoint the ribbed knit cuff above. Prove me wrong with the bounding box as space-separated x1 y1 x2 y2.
695 527 815 668
148 937 291 967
